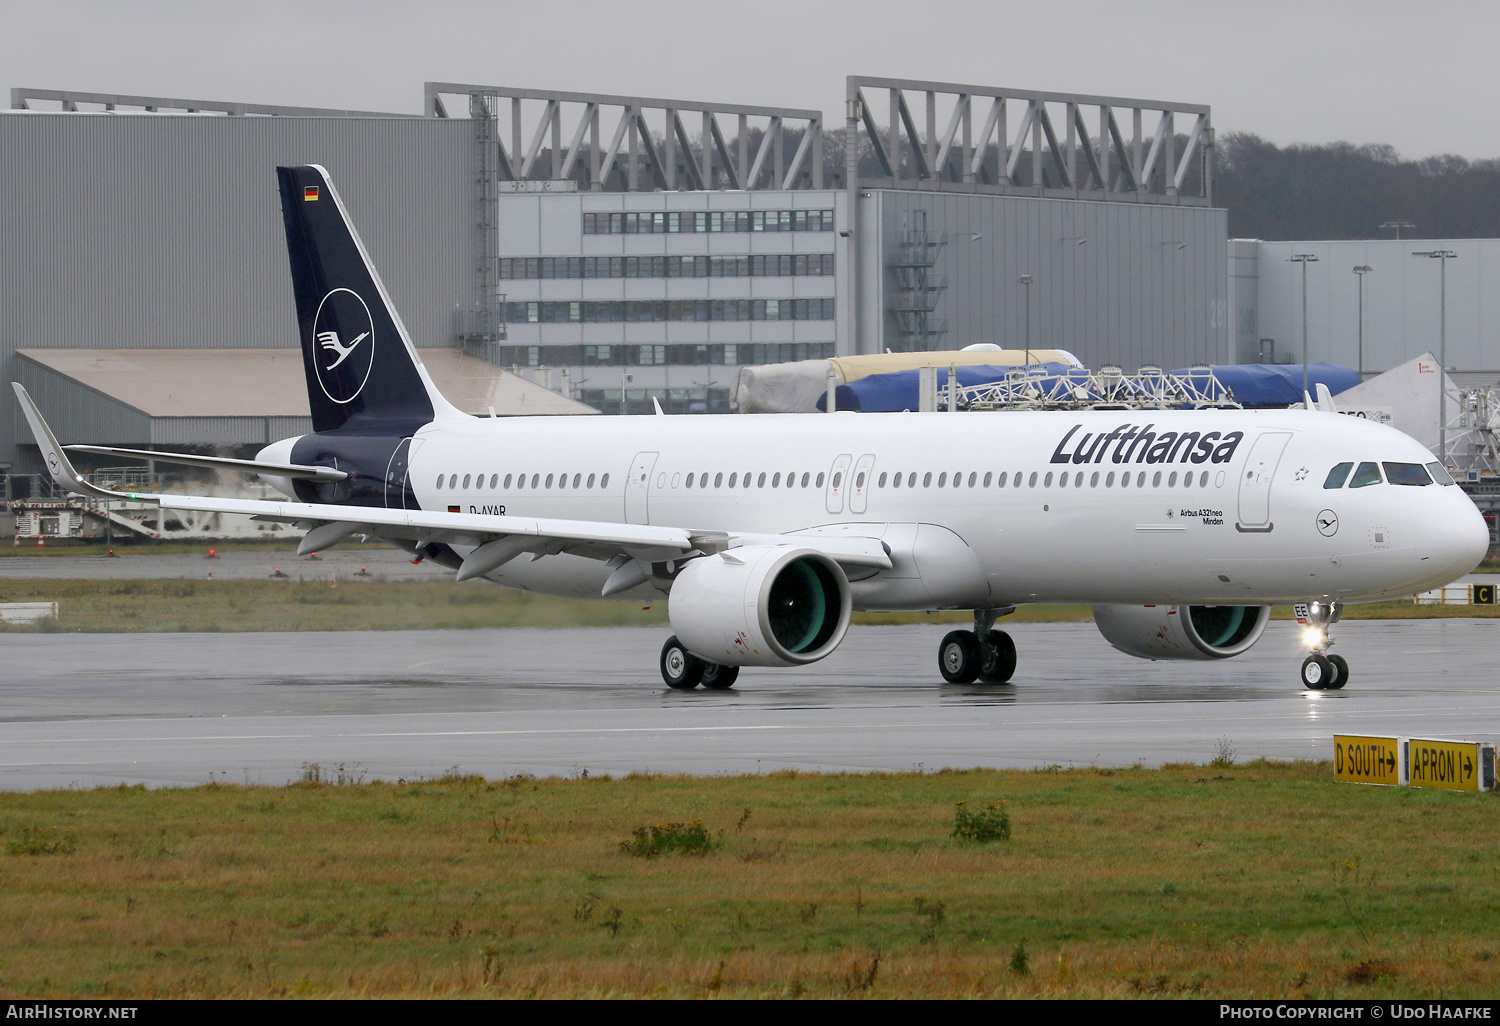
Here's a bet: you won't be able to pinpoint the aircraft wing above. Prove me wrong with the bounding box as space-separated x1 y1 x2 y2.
152 493 891 577
13 381 891 585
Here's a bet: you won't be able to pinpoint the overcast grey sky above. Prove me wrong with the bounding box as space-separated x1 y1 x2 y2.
2 0 1495 160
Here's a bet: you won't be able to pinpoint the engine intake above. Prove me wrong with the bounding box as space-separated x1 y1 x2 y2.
1093 604 1270 660
669 546 852 667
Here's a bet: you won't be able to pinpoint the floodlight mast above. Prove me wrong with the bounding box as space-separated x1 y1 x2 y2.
1413 250 1458 464
1353 265 1373 378
1289 254 1319 399
1018 274 1034 368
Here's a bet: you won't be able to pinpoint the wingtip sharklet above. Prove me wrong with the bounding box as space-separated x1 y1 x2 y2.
10 382 131 500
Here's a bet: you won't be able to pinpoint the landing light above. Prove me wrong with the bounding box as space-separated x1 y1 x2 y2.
1301 627 1326 649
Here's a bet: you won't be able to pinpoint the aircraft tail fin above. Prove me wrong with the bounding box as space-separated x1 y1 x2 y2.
276 165 463 434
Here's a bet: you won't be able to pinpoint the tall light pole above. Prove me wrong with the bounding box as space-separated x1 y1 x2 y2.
1018 274 1034 367
1381 220 1415 241
1289 254 1319 399
1353 265 1373 377
1412 249 1458 463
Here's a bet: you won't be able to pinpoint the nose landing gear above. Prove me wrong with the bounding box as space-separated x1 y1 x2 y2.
1296 600 1348 690
938 608 1017 684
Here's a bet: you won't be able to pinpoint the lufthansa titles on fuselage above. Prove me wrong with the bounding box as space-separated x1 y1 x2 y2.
1049 423 1245 467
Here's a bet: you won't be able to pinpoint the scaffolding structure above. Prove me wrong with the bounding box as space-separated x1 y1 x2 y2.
950 364 1238 411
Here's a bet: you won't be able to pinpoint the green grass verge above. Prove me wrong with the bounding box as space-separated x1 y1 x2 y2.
0 538 371 557
1 578 1496 633
0 763 1495 998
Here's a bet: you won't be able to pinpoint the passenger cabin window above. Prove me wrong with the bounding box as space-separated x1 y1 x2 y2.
1383 462 1432 487
1349 462 1383 488
1427 461 1456 485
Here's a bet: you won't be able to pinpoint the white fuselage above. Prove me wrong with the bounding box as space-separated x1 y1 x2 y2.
390 407 1488 609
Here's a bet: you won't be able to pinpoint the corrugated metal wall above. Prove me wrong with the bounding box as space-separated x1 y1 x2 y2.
1 112 475 472
1252 239 1500 375
875 191 1229 371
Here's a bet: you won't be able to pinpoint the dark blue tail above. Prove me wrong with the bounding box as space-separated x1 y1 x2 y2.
277 164 446 434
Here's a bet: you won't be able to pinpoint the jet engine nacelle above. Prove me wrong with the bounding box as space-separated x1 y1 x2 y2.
669 546 852 667
1093 604 1271 660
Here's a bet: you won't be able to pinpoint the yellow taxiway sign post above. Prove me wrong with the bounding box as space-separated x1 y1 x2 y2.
1406 738 1497 792
1333 735 1404 786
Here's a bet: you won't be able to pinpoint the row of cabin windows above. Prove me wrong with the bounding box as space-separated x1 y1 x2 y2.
1323 461 1453 489
439 466 1223 495
657 468 1220 491
440 472 611 491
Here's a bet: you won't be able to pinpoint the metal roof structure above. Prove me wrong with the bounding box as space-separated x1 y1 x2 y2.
15 347 595 448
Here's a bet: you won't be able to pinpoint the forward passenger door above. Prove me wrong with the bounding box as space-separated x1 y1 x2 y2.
1236 432 1292 532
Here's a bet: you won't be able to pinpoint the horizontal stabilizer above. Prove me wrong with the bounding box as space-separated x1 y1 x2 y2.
65 445 348 482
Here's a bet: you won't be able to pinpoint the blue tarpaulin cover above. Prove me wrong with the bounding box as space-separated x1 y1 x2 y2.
1169 363 1360 407
818 361 1360 412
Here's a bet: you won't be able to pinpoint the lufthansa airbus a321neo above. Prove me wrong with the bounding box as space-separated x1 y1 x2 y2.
13 165 1489 691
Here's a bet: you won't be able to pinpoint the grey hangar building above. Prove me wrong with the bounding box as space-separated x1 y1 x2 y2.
0 77 1491 493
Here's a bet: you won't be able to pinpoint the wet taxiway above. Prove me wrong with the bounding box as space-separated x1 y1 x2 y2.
1 619 1496 789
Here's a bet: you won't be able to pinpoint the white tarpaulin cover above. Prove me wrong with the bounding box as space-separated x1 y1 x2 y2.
1331 352 1457 452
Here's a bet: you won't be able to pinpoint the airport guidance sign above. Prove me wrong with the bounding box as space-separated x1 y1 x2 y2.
1333 735 1403 786
1333 736 1495 791
1407 738 1494 792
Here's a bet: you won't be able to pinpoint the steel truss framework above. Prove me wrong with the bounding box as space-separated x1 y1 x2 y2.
843 76 1213 205
953 365 1238 412
9 87 411 118
425 83 825 192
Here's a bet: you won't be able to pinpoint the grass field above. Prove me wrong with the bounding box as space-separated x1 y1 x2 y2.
0 762 1495 998
1 576 1497 633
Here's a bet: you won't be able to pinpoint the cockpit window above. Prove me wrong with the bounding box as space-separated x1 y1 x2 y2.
1348 462 1383 488
1323 462 1353 489
1383 462 1432 486
1426 461 1456 485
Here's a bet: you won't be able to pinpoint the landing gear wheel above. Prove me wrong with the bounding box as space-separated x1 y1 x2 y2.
978 629 1017 684
660 636 704 690
939 630 982 684
700 662 740 690
1300 654 1333 690
1326 654 1349 690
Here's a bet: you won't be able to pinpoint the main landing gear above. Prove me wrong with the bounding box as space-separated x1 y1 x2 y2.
659 636 740 691
1296 600 1348 691
938 607 1018 684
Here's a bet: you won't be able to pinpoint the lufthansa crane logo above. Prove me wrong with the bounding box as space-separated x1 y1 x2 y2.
1316 509 1339 537
311 288 375 405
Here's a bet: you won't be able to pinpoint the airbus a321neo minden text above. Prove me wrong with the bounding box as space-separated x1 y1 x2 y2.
14 166 1490 691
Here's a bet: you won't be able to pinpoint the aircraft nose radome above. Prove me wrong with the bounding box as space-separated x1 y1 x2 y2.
1445 498 1491 577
